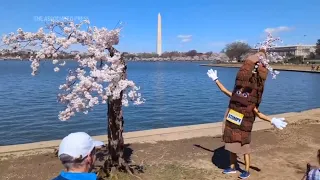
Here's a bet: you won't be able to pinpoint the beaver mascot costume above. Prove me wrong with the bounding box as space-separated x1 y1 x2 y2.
207 45 287 179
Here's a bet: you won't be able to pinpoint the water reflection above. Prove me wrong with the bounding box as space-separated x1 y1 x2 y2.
154 62 165 112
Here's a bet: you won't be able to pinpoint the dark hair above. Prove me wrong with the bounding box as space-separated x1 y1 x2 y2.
318 149 320 165
59 147 96 170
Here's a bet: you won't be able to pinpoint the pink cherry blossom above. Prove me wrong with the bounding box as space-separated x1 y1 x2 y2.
255 33 284 79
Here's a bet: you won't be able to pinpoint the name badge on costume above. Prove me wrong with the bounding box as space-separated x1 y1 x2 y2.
226 109 244 125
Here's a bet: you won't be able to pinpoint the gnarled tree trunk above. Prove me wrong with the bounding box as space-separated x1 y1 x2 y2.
107 92 126 169
103 47 129 174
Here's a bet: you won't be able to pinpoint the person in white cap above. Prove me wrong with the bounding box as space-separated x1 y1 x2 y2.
52 132 104 180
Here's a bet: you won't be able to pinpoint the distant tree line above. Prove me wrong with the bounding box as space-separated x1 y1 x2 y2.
2 39 319 63
0 49 91 60
316 39 320 56
122 50 220 60
0 49 228 61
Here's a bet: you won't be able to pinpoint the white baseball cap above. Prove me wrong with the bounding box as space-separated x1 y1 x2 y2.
58 132 104 159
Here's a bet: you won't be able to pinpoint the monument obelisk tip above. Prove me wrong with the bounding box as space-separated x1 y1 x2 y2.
156 13 162 56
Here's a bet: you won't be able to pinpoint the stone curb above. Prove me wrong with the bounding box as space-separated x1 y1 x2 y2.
0 109 310 155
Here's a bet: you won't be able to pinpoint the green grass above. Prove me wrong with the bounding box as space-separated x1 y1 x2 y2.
100 164 218 180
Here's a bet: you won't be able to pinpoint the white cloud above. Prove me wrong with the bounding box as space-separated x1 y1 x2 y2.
177 35 192 43
177 35 192 39
264 26 293 34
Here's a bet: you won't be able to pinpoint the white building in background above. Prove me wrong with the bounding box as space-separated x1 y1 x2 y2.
251 45 316 58
156 13 162 56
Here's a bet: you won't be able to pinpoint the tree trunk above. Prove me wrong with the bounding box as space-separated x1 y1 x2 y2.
106 92 125 169
104 47 128 173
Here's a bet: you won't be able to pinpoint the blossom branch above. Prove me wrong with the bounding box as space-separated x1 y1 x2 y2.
2 19 144 121
255 33 284 79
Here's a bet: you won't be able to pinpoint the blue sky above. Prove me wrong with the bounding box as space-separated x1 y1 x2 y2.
0 0 319 53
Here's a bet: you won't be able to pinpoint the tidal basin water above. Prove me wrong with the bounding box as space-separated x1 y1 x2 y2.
0 61 319 145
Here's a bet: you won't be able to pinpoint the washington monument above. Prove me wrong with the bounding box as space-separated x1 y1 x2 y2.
157 13 162 56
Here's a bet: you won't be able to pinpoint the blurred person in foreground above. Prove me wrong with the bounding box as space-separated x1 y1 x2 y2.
306 149 320 180
52 132 104 180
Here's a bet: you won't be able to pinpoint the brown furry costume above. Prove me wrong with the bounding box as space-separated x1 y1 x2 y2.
223 52 268 145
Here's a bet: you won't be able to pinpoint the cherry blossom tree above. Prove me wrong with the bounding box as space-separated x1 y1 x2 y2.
2 19 144 175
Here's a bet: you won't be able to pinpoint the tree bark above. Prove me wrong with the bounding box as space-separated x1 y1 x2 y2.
104 47 128 172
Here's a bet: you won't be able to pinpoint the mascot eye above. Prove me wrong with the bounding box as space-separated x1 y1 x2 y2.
243 93 249 98
236 90 241 95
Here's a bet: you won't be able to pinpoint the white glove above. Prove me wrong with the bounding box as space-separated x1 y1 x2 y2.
271 117 287 130
207 69 218 81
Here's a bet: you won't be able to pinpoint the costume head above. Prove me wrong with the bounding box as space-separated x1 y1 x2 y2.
231 51 269 109
229 33 282 111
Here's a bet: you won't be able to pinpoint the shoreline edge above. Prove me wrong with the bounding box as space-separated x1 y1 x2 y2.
201 63 320 73
1 108 319 156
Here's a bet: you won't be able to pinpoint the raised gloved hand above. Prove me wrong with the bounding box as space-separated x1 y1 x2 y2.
271 117 287 130
207 69 218 81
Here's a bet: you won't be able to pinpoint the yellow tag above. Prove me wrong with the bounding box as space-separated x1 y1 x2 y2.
226 109 244 125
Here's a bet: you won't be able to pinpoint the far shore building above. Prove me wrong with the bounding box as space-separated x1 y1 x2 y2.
70 50 80 55
251 45 316 58
20 49 34 55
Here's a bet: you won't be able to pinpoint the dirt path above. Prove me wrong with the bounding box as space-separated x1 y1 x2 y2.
1 114 320 180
